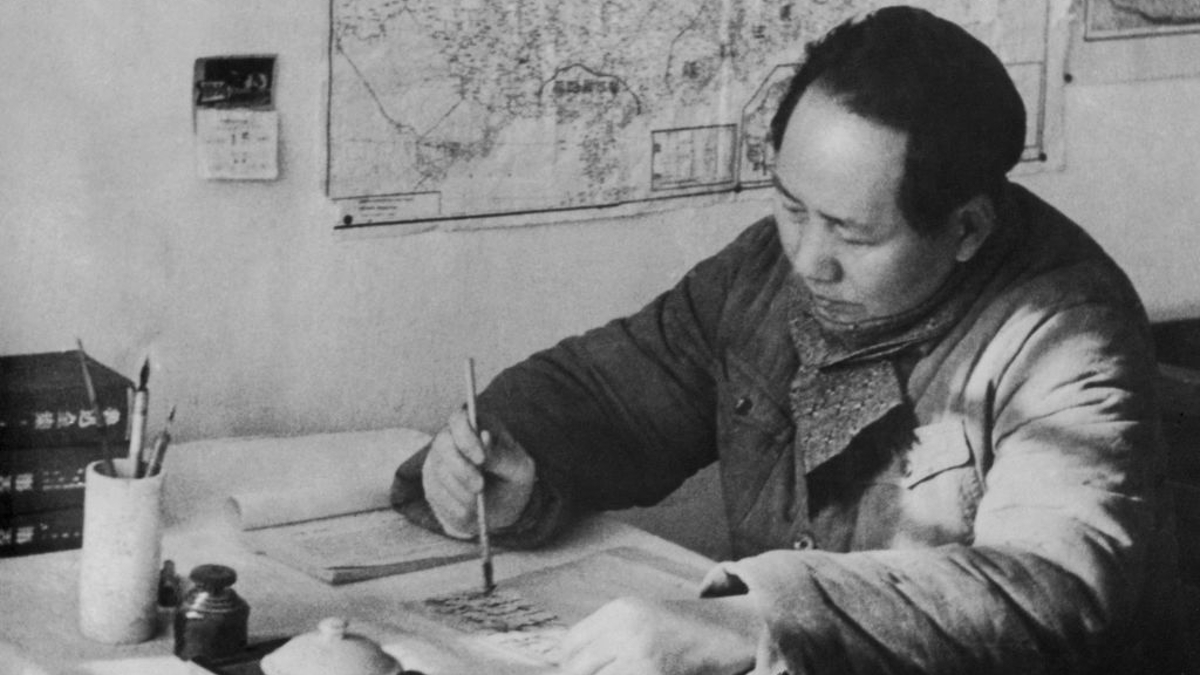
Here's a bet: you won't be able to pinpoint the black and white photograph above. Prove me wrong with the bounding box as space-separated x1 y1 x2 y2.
1 1 1198 674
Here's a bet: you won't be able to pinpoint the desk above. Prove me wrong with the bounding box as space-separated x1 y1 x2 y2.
0 429 716 675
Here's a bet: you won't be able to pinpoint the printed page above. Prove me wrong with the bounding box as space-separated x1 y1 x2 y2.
222 434 475 584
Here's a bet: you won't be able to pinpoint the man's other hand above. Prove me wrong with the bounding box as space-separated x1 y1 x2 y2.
557 596 758 675
422 407 536 539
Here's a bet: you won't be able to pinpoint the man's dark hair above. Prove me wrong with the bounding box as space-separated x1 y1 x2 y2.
769 6 1026 234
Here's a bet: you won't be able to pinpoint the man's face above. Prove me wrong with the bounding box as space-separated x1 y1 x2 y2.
771 88 963 325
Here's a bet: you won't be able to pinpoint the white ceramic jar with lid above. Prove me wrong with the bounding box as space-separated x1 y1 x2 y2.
260 617 403 675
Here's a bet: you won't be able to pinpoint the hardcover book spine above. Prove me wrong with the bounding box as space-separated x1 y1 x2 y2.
0 351 135 557
0 445 114 515
0 507 85 556
0 389 128 451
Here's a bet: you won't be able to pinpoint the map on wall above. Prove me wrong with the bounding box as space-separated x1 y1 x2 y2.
1085 0 1200 39
327 0 1067 229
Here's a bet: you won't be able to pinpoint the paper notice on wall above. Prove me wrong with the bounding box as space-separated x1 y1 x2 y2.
195 108 279 180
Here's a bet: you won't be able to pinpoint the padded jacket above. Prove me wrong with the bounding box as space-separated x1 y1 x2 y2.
397 183 1181 674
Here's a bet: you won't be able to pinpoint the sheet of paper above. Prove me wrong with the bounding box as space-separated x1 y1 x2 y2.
423 588 568 664
228 484 387 530
222 431 426 530
248 508 477 570
196 108 279 180
223 434 474 584
406 547 710 666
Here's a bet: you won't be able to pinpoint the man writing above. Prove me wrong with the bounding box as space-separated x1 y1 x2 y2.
393 6 1181 673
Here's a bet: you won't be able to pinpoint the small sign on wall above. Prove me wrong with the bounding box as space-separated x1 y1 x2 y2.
193 55 279 180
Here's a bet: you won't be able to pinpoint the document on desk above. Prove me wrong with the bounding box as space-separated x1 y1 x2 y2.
398 546 709 669
226 445 480 585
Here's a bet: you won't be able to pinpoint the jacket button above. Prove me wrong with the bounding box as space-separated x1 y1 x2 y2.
792 534 816 550
734 397 754 415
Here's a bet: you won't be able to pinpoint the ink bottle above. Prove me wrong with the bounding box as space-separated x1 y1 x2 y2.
174 564 250 661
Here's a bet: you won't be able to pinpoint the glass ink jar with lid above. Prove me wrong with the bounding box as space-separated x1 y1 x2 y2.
174 563 250 661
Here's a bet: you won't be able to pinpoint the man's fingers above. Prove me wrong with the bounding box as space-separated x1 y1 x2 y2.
429 425 485 493
448 408 487 465
428 455 478 505
455 415 535 488
479 428 536 483
421 461 475 539
426 409 536 533
423 425 488 537
447 408 534 486
423 482 472 534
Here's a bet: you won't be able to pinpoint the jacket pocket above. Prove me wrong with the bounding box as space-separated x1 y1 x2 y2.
901 419 974 489
892 418 983 545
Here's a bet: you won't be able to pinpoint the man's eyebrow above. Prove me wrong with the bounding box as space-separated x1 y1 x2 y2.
818 210 848 226
771 173 865 229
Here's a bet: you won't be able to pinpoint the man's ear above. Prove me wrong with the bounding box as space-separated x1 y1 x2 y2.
948 194 996 263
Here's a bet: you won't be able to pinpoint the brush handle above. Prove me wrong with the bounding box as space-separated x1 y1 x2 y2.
464 358 494 593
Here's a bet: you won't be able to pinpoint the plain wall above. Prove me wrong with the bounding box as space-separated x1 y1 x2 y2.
2 2 1198 558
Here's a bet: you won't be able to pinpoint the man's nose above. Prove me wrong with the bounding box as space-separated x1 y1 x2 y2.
794 224 842 284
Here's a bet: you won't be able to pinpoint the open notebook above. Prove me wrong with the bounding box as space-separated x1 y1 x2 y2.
225 436 482 585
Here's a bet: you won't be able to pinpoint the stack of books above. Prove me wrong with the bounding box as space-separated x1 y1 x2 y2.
0 351 131 556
